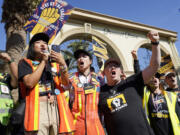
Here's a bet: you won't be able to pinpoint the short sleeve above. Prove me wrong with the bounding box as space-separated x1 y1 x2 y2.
18 59 33 81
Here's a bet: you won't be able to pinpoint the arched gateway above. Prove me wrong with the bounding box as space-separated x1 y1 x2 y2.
53 8 179 77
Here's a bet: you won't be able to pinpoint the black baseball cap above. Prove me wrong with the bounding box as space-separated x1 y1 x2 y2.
74 49 92 60
104 58 121 68
165 71 176 78
29 33 49 46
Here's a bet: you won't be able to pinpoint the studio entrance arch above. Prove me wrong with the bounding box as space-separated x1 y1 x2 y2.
53 8 179 77
56 28 128 71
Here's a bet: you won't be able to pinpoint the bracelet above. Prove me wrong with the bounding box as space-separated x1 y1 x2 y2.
60 65 68 73
151 41 159 46
8 58 14 64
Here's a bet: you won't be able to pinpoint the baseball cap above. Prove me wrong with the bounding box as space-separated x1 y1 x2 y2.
104 58 121 68
29 33 49 46
74 49 92 59
165 71 176 78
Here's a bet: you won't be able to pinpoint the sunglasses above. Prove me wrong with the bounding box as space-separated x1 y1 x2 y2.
166 74 176 78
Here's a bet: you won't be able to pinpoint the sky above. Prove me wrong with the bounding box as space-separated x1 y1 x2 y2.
0 0 180 55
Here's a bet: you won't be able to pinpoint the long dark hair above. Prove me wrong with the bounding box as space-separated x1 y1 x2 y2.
27 44 36 60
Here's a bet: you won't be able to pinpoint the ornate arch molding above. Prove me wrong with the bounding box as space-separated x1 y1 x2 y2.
55 27 128 71
133 39 170 55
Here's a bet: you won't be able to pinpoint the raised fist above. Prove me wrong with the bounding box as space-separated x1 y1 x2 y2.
131 50 137 60
40 8 60 26
147 31 159 43
31 8 60 35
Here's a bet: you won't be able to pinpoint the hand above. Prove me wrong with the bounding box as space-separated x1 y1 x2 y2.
50 50 66 66
131 50 137 60
0 52 11 63
40 8 60 26
147 31 159 43
121 71 126 80
41 51 49 63
31 8 60 35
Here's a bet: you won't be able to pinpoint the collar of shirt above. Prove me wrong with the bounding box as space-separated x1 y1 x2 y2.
79 73 91 84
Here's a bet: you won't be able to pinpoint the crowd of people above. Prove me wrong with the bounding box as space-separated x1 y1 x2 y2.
0 30 179 135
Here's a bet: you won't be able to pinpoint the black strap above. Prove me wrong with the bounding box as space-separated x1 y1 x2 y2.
39 91 55 96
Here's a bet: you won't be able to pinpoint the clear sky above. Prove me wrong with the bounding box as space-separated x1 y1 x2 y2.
0 0 180 55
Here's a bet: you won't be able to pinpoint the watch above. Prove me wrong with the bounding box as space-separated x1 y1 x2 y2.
151 41 159 46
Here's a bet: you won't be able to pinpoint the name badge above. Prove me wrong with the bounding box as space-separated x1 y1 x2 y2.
0 84 10 94
84 84 95 94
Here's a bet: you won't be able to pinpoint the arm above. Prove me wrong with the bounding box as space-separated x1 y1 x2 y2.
23 53 48 89
0 52 18 88
142 31 161 84
50 50 69 86
121 70 126 80
131 50 140 73
9 61 18 88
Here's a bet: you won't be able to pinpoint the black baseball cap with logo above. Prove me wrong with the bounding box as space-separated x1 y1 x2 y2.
29 33 49 46
74 49 92 60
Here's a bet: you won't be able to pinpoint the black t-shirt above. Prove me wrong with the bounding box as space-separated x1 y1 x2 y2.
148 93 173 135
99 72 154 135
18 59 52 83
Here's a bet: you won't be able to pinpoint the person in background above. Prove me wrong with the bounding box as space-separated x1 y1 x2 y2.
69 49 105 135
165 71 179 92
164 71 180 125
144 74 180 135
18 33 74 135
90 66 105 86
120 70 126 80
120 50 140 81
0 52 18 135
131 50 140 74
99 30 160 135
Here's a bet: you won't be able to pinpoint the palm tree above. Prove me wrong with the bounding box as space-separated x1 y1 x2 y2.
1 0 41 102
1 0 42 72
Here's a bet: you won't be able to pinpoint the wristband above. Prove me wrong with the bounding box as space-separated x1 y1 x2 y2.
151 41 159 46
60 65 68 73
8 58 14 64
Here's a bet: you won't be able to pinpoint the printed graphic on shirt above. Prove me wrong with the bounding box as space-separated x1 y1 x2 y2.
151 94 169 118
107 93 128 113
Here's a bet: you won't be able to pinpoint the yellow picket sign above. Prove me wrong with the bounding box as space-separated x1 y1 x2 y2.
158 61 173 74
